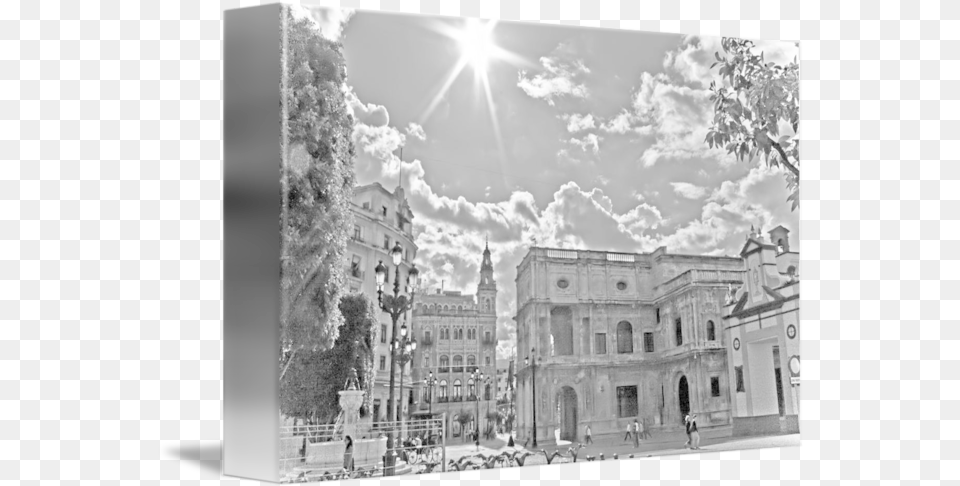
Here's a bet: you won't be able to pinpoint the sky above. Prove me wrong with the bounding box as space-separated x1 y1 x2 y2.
302 7 800 360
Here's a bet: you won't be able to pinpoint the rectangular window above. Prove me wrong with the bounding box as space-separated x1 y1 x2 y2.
381 324 387 344
617 385 638 417
485 356 491 366
353 225 362 240
350 255 362 278
711 376 721 397
643 332 654 352
382 206 387 216
656 308 660 324
424 355 430 368
675 318 683 346
379 356 386 371
595 333 607 354
735 366 745 392
485 331 491 343
383 235 390 249
362 202 370 210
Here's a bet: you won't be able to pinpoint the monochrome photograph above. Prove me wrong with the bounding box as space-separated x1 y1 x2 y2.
273 4 800 481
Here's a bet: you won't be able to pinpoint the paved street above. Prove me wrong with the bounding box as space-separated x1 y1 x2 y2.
438 428 800 468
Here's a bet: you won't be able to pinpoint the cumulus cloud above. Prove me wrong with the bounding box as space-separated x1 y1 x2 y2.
517 44 591 106
405 122 426 141
560 113 596 133
664 35 799 88
671 182 708 200
568 133 602 154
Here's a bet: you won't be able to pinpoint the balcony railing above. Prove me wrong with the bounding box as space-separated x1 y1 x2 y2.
452 366 463 373
438 367 449 373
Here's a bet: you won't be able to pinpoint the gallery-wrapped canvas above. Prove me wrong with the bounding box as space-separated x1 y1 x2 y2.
224 3 801 482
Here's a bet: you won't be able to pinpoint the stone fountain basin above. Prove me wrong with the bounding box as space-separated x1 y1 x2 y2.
304 437 387 470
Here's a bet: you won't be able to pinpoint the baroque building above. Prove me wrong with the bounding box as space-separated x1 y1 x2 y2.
514 246 746 444
411 244 498 439
344 182 418 423
722 226 800 436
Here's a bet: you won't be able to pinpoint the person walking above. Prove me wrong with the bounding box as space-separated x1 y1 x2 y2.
683 415 692 449
688 414 701 450
343 436 355 472
623 422 633 443
632 419 640 448
641 419 652 440
636 420 645 443
584 424 593 445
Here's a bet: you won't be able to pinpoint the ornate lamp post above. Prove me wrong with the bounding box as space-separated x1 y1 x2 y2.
470 369 485 438
525 348 538 448
374 243 420 476
482 375 492 437
395 320 417 438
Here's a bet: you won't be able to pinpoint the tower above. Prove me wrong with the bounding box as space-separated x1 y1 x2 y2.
768 225 790 253
477 239 497 315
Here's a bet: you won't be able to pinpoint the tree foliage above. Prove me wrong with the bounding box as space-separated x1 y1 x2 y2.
280 293 379 423
704 37 800 210
279 5 358 382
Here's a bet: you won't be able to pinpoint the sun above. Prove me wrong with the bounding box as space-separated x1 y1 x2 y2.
458 19 495 72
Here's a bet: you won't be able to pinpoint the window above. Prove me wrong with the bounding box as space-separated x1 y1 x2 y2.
643 332 654 353
485 383 492 400
485 331 491 343
453 355 463 367
423 354 430 368
362 202 370 210
425 330 432 342
453 379 462 398
711 376 721 397
382 206 387 216
381 324 387 344
617 386 638 417
735 366 745 392
595 333 607 354
707 321 716 341
379 356 386 371
439 380 448 398
675 318 683 346
485 356 491 366
616 321 634 354
468 379 475 398
439 355 449 369
656 308 660 324
350 255 362 278
467 355 476 366
616 281 627 291
557 278 569 289
353 225 362 240
383 235 390 249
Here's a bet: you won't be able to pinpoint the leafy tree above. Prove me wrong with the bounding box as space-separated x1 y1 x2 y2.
704 37 800 210
279 5 358 383
280 294 379 424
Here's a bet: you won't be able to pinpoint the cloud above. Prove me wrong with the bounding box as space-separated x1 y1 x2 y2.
671 182 708 200
568 133 602 154
405 122 426 141
295 6 356 41
664 35 799 88
516 44 591 106
560 113 596 133
345 87 389 127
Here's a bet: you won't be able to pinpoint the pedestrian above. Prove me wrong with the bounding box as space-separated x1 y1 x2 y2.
584 424 593 445
688 414 701 450
683 415 693 449
343 436 355 472
623 422 632 443
632 419 640 448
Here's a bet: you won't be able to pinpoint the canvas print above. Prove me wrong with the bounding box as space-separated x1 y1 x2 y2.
276 4 800 482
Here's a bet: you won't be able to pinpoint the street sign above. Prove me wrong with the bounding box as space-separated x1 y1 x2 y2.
790 376 800 386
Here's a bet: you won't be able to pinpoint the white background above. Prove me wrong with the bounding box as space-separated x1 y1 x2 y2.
6 0 950 484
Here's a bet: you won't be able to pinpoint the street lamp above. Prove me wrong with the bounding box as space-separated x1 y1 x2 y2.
426 371 438 417
375 244 420 476
395 321 417 436
525 348 538 448
471 369 485 439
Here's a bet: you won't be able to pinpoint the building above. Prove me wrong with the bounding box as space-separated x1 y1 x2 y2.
496 359 512 400
411 244 498 439
514 246 746 444
345 182 418 424
722 226 800 436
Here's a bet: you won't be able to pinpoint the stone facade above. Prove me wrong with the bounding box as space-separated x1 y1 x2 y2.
514 246 746 444
410 244 498 439
344 182 418 423
723 226 800 436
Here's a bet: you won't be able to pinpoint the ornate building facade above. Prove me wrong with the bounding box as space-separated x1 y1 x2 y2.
514 246 746 444
344 182 418 423
411 244 498 439
722 226 800 436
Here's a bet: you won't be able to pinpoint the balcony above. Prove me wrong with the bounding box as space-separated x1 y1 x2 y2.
437 367 449 374
421 336 434 346
438 396 449 403
655 269 745 298
452 366 464 373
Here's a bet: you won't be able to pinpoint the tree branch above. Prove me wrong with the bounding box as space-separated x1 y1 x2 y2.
771 142 800 177
280 347 299 382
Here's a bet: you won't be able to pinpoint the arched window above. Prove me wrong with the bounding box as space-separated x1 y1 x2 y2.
787 265 797 277
467 355 476 366
440 355 449 368
483 299 489 311
457 305 463 312
777 238 786 254
439 379 448 398
453 355 463 367
468 379 475 398
453 379 462 398
707 321 716 341
617 321 634 354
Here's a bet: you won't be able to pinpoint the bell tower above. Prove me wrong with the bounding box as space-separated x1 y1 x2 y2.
477 239 497 315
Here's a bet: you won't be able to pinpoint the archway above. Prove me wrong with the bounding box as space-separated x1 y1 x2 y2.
557 386 578 442
678 376 690 423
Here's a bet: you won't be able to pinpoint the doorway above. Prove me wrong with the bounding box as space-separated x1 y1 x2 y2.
678 375 690 423
558 386 578 441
